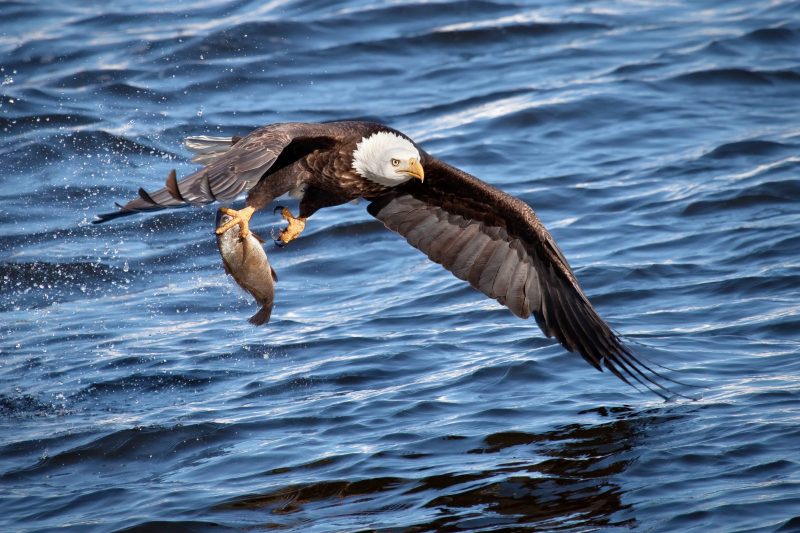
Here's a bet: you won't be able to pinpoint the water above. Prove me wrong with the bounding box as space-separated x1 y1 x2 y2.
2 0 799 530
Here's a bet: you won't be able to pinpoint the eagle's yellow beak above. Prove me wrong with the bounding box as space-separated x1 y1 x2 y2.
401 158 425 182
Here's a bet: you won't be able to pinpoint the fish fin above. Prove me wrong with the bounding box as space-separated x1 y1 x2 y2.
270 266 278 282
251 231 266 244
249 305 272 326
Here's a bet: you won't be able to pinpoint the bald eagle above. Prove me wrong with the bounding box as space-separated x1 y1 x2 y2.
96 121 675 397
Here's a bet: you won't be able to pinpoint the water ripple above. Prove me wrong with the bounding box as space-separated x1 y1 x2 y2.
2 0 799 531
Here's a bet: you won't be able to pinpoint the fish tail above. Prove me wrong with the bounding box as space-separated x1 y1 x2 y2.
249 305 272 326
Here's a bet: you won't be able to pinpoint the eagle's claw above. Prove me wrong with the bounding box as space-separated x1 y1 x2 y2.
274 206 307 246
216 206 256 239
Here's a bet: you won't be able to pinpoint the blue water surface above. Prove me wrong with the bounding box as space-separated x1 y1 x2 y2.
1 0 800 531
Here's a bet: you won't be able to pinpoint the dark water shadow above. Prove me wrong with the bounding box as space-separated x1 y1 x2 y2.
208 406 680 531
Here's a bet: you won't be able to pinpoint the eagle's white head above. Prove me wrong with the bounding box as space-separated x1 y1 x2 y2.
352 131 425 187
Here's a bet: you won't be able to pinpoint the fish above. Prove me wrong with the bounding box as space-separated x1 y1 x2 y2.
215 208 277 325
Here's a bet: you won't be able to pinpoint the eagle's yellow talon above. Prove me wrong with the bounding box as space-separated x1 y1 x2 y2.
215 206 256 238
276 207 307 245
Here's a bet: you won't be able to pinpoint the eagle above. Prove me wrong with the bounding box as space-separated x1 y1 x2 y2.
95 121 676 398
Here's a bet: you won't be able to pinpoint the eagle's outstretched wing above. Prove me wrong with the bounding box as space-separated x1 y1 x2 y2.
368 156 674 397
93 122 336 223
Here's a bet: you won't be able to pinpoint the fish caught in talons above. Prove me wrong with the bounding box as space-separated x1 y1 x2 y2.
215 208 277 325
216 205 256 238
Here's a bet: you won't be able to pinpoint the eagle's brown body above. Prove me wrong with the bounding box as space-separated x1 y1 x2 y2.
95 121 677 398
249 124 393 213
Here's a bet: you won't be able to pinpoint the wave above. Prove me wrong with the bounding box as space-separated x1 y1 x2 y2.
742 25 799 44
0 393 67 418
702 139 792 159
0 113 98 136
0 260 123 311
116 520 235 532
683 179 800 215
2 421 233 480
53 68 147 89
73 372 214 398
0 130 177 181
211 412 654 529
669 68 800 86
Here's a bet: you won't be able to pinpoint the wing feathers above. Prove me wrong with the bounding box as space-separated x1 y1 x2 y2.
368 155 675 397
400 209 428 234
523 260 542 317
443 223 482 264
137 187 157 205
466 237 497 285
477 243 509 297
416 215 452 251
184 135 242 164
491 246 519 301
164 169 186 202
456 235 495 281
94 123 335 224
428 223 466 261
505 260 530 319
405 214 440 248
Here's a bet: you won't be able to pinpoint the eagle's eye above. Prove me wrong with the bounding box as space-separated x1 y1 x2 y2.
391 158 400 167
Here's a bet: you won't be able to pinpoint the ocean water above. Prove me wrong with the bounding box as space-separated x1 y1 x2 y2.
2 0 800 531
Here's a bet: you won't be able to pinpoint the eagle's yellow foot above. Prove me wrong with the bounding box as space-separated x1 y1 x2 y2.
215 206 256 239
274 206 306 247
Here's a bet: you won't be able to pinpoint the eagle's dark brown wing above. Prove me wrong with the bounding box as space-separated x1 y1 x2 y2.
93 122 340 223
368 155 673 397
